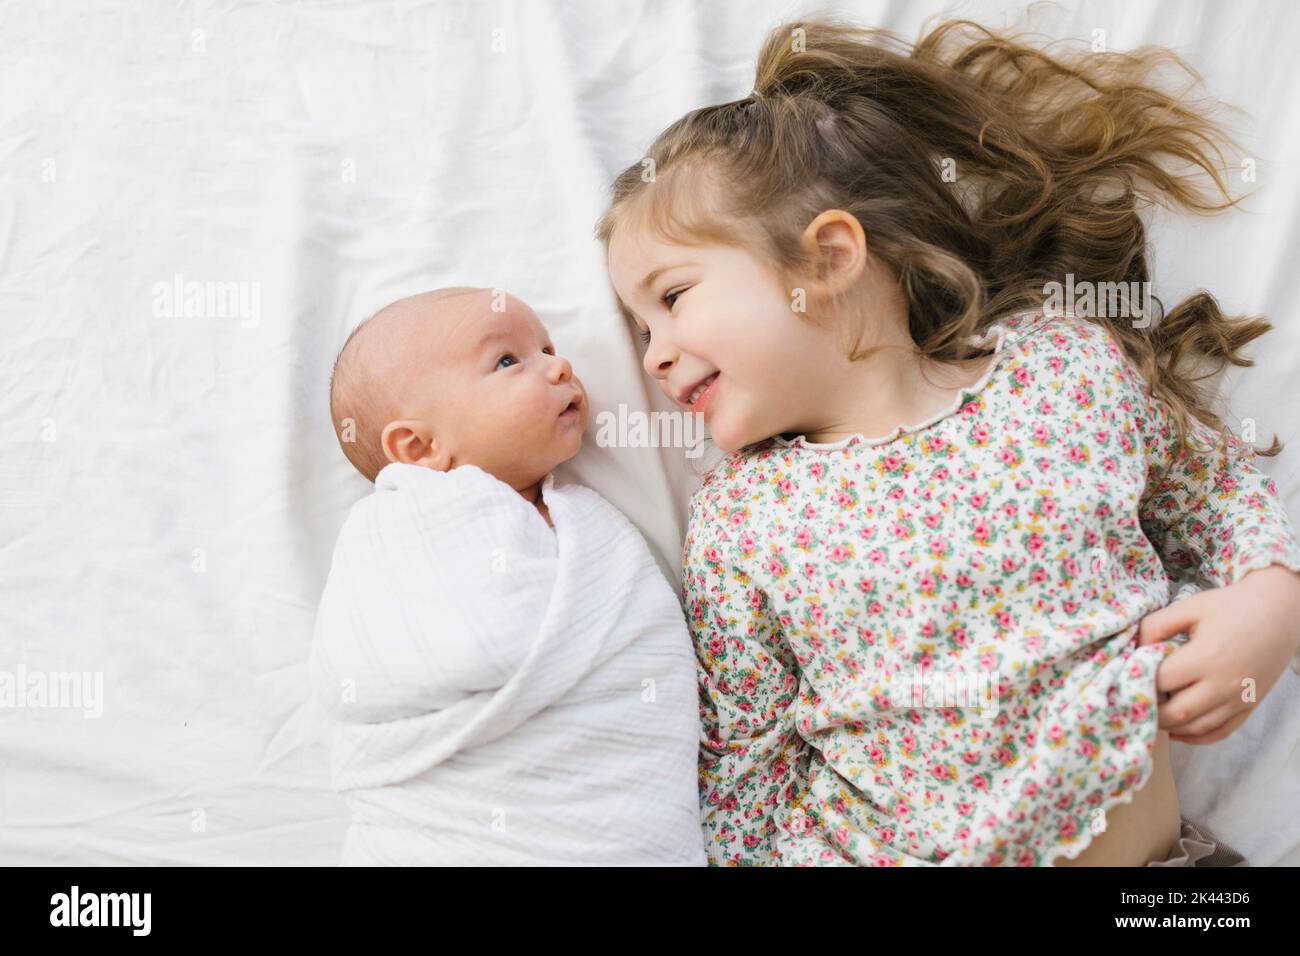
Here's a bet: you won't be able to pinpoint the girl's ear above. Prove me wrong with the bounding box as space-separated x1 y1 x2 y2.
798 209 868 300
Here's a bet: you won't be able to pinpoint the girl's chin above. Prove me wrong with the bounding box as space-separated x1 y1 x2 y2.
704 418 757 455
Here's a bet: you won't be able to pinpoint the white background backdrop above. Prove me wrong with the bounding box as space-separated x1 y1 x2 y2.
2 0 1299 865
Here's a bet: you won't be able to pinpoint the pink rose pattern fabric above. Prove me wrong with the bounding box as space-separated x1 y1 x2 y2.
685 311 1300 866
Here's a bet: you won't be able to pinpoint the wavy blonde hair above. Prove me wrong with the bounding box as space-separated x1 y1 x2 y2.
596 15 1280 457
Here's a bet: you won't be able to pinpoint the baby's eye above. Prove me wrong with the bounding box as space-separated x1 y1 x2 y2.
662 288 685 310
637 329 652 345
496 354 518 370
542 345 554 355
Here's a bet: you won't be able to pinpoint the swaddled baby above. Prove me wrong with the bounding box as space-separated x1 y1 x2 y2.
311 288 706 866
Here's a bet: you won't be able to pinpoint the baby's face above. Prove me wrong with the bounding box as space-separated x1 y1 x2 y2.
390 291 589 488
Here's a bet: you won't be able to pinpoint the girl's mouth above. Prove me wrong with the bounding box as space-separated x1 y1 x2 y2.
688 373 720 415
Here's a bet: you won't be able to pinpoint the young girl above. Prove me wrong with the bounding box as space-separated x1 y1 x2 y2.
597 17 1300 866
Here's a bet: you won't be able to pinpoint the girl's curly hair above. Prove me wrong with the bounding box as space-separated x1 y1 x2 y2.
597 13 1279 458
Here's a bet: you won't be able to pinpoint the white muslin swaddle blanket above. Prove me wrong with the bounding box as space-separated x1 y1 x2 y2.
309 462 706 865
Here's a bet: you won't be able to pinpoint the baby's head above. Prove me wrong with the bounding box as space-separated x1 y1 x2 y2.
329 288 588 489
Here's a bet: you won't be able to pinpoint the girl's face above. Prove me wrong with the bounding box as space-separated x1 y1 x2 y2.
607 223 848 453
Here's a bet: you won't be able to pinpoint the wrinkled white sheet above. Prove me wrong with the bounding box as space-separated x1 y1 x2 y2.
1 0 1298 865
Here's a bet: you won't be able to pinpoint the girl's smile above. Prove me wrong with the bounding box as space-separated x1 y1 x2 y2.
681 371 720 413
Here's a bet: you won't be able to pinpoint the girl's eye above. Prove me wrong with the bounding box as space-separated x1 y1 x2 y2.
496 354 518 370
663 287 687 310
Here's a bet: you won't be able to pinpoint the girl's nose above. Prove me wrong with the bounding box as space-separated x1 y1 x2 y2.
642 336 675 380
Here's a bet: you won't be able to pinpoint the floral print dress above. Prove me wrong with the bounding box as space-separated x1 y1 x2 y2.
685 309 1300 866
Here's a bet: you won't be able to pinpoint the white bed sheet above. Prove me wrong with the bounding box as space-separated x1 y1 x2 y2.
2 0 1298 865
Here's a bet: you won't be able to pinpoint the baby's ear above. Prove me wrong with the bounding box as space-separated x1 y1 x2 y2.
380 419 451 472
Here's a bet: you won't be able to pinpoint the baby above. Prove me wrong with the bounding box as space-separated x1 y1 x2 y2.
310 288 706 866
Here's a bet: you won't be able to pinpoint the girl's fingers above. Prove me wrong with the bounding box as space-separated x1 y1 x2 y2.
1135 594 1205 647
1167 699 1242 737
1156 680 1222 731
1169 708 1252 746
1153 638 1215 696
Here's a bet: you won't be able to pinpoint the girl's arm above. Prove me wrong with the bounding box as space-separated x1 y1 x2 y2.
1137 414 1300 592
684 503 804 864
1118 344 1300 674
1107 334 1300 741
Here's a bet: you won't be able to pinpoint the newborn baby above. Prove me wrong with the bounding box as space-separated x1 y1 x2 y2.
311 288 706 866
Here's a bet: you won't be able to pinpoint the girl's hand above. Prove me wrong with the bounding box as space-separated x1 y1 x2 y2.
1136 565 1300 744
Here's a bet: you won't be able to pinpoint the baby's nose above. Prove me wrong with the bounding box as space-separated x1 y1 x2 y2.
549 354 573 381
